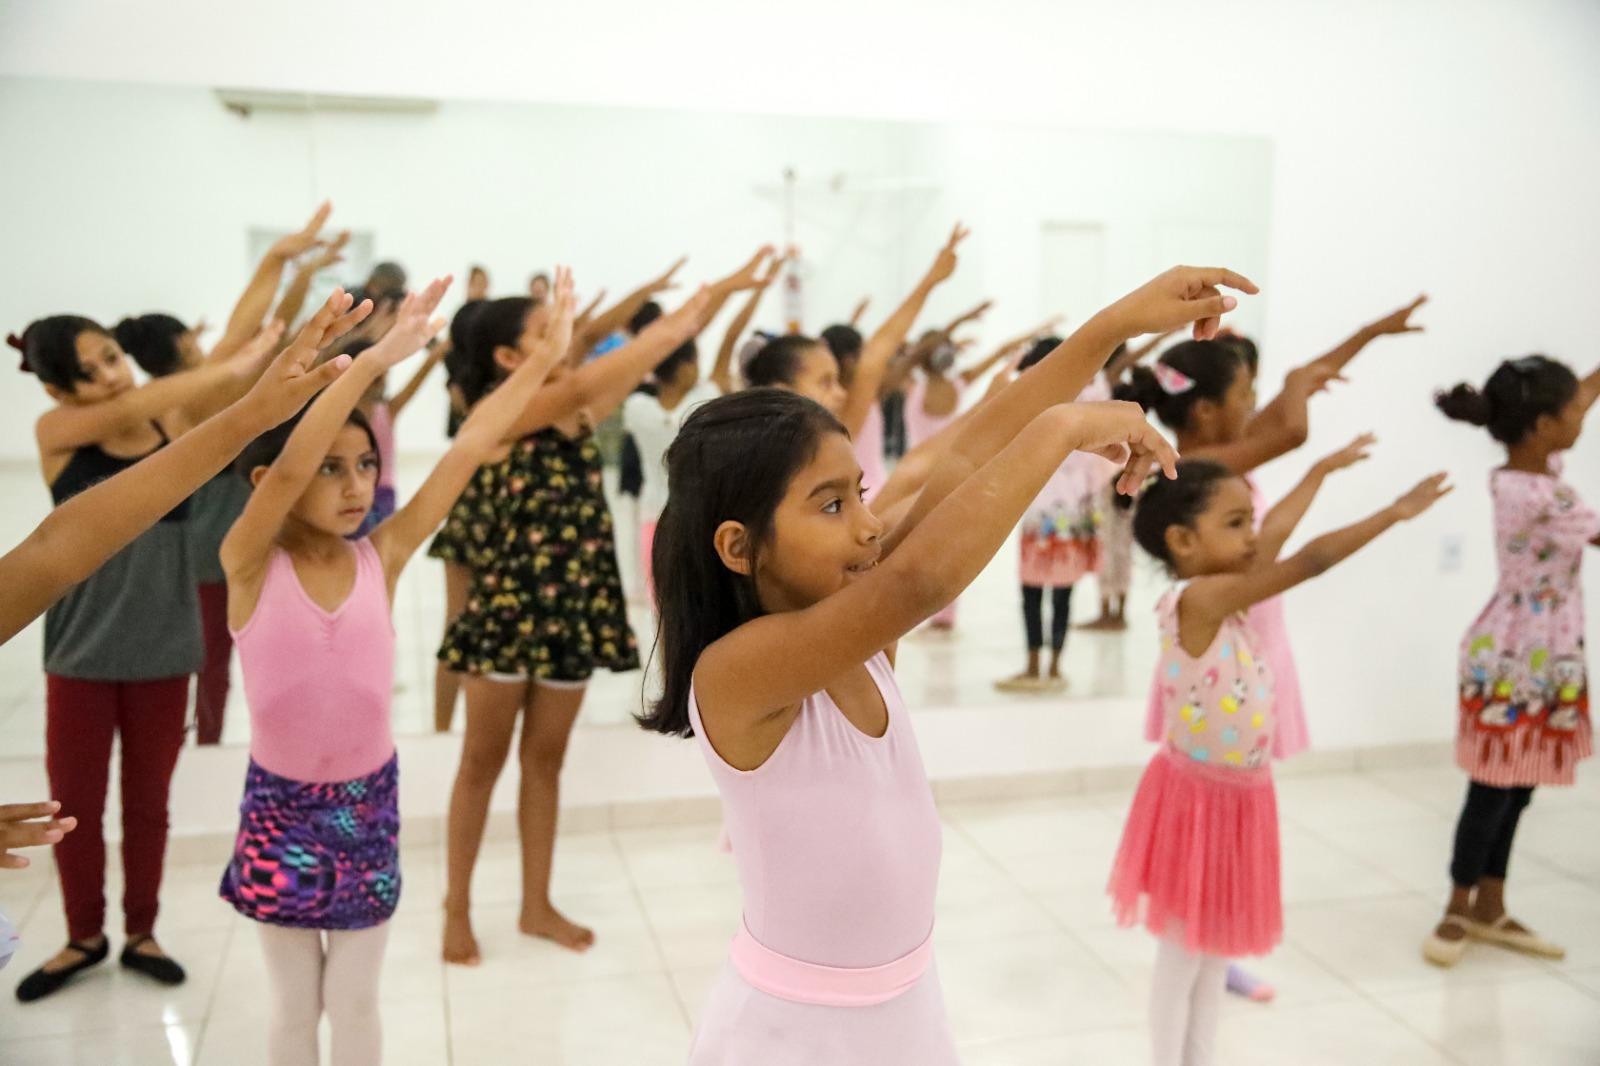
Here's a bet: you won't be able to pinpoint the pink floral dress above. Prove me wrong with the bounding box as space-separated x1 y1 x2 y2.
1457 469 1597 786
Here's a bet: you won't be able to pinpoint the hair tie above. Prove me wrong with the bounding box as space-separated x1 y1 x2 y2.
6 332 31 374
1153 362 1196 396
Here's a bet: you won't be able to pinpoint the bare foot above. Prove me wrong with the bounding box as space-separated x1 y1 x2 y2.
519 903 595 953
43 935 106 974
1078 617 1127 632
442 908 482 966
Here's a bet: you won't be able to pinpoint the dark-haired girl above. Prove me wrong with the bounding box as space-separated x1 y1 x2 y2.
109 215 347 745
1110 459 1447 1065
1423 354 1600 968
438 265 753 964
638 265 1255 1065
996 335 1119 692
1115 295 1428 760
10 302 301 1002
216 276 571 1064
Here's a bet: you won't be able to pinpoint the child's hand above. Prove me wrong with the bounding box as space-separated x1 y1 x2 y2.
238 291 368 428
646 257 689 298
1369 294 1427 337
719 246 778 293
1285 363 1343 398
925 223 970 286
364 276 453 368
657 286 715 343
305 230 350 273
1392 472 1452 520
1101 266 1260 342
0 801 78 870
522 266 578 374
226 319 288 380
268 201 334 261
1066 400 1181 494
1314 432 1376 476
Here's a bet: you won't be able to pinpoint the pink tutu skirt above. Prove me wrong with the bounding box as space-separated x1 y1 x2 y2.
1108 746 1281 957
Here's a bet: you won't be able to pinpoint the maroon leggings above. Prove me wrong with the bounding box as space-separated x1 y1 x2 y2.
45 675 188 941
194 580 233 745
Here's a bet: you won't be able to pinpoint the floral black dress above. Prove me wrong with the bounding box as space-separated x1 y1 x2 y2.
427 461 501 567
438 426 639 683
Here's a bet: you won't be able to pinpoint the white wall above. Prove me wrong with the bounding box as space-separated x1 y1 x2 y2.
1 0 1597 761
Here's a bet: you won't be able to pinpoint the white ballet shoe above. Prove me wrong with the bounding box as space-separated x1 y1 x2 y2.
1465 915 1567 960
1422 914 1471 967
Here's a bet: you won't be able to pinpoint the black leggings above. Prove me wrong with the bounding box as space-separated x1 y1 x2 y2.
1022 584 1073 653
1449 780 1534 889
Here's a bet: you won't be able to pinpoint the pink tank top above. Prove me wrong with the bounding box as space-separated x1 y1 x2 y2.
854 403 887 503
1149 582 1277 768
688 653 942 968
231 539 396 783
902 373 965 450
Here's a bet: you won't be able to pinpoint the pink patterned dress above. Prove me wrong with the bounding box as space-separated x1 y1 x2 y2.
1457 469 1596 786
1018 375 1119 587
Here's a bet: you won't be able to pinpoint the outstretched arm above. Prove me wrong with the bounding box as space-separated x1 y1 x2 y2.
271 231 351 335
1306 295 1427 377
1179 474 1450 653
210 202 336 363
1255 433 1375 562
572 257 687 356
1 329 351 645
712 255 784 394
886 265 1258 553
838 224 969 437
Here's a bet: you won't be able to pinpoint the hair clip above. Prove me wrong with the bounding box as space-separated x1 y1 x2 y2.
1508 355 1546 374
1153 361 1196 396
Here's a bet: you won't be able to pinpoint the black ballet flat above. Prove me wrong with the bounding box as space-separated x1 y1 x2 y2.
119 935 186 986
15 937 110 1002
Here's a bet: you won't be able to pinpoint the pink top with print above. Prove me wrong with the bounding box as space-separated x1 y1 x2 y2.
1152 583 1277 769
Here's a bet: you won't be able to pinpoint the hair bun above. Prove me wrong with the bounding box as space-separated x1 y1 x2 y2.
5 332 23 352
1113 364 1163 411
1434 383 1492 426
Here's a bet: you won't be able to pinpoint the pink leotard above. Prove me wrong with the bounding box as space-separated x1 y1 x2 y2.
231 539 396 782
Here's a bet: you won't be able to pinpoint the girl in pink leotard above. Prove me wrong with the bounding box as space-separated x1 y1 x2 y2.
638 260 1254 1065
211 275 576 1064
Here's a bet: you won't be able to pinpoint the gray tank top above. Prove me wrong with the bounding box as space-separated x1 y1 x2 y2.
42 435 203 680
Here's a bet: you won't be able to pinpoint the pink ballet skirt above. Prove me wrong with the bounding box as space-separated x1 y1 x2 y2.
1108 746 1282 957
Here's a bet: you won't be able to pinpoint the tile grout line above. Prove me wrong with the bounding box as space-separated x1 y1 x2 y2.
611 827 697 1031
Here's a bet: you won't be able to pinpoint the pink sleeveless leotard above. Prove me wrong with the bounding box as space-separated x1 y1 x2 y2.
686 652 957 1065
231 539 396 782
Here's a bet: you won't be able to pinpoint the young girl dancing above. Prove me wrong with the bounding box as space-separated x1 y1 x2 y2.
11 305 295 1003
1423 354 1599 967
438 270 743 963
637 264 1258 1065
1109 459 1448 1065
997 336 1119 692
217 274 573 1064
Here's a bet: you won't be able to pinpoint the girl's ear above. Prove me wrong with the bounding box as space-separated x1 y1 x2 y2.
43 383 67 403
712 521 753 576
492 344 521 374
1165 523 1200 564
249 465 271 489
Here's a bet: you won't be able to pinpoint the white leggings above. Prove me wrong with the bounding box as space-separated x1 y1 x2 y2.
1150 936 1229 1066
259 923 389 1066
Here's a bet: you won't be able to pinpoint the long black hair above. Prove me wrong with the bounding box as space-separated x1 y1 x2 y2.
456 296 534 407
1435 355 1578 445
10 315 107 391
637 388 846 737
1114 340 1244 432
1131 459 1237 569
113 313 188 378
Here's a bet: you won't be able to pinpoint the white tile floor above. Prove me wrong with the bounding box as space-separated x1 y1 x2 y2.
2 763 1597 1064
